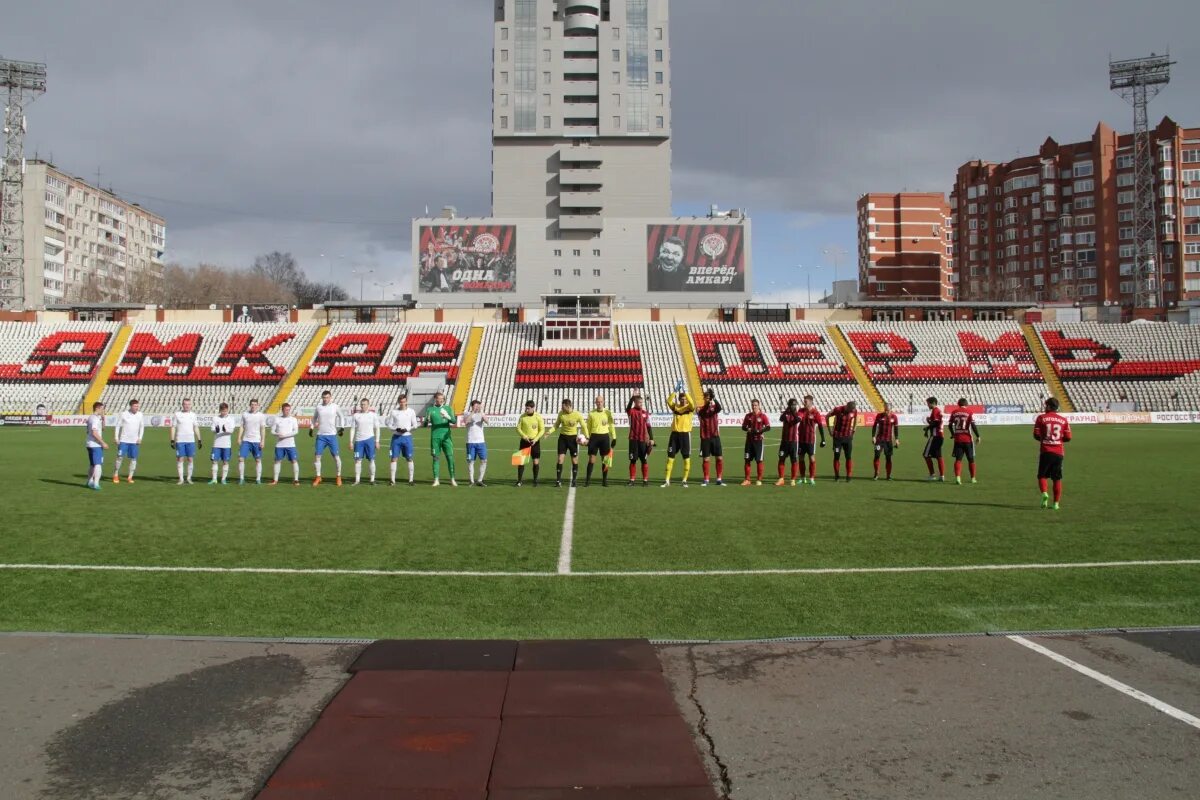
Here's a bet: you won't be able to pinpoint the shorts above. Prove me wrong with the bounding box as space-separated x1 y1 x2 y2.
667 431 691 458
799 442 816 457
700 436 723 458
354 439 377 460
117 442 139 459
557 434 579 457
587 434 611 457
211 447 232 463
519 438 542 460
315 434 340 456
744 440 765 462
628 440 651 463
390 435 414 460
175 442 197 458
467 442 488 461
239 441 263 459
1037 452 1064 481
923 436 944 459
874 441 894 458
86 447 104 467
953 441 975 462
778 442 799 461
832 437 854 459
275 446 299 462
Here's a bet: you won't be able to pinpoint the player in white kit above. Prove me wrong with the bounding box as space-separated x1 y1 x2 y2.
351 398 381 485
237 399 267 484
310 390 343 486
384 394 419 486
463 400 489 487
112 398 145 483
85 401 108 490
271 403 301 485
170 398 203 485
209 403 235 484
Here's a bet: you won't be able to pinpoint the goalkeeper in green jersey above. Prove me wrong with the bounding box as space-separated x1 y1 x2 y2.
423 391 458 487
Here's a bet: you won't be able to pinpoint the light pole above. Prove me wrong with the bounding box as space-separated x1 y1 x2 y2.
796 264 812 307
374 280 396 301
822 246 847 302
351 268 375 302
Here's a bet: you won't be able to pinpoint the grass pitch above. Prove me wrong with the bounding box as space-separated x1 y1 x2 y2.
1 424 1197 640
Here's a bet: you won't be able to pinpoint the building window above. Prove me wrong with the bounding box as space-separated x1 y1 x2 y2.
543 49 551 61
543 71 551 82
655 50 663 61
572 268 581 276
612 71 620 83
501 71 509 84
553 249 562 256
1117 154 1135 169
592 249 600 256
592 269 601 277
573 249 581 256
543 26 551 39
1073 179 1094 194
1117 173 1135 187
553 268 562 276
612 93 621 106
612 27 620 39
500 115 508 129
613 49 621 61
543 115 551 129
500 93 509 106
1117 191 1135 205
1072 161 1094 177
655 71 663 84
655 93 664 105
500 27 509 40
501 49 509 61
656 116 664 129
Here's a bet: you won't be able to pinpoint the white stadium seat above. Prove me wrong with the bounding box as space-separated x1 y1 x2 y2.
0 321 120 413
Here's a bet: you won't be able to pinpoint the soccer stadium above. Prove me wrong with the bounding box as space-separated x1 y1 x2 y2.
2 1 1199 798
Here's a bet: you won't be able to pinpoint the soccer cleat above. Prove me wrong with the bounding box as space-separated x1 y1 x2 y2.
353 480 361 486
209 478 218 485
971 478 977 484
431 479 440 487
271 480 279 485
478 481 487 487
336 477 343 487
661 481 670 488
390 480 397 486
886 477 893 482
313 477 322 487
627 480 635 487
701 480 709 487
955 476 962 485
451 479 459 487
1041 492 1050 509
90 483 101 492
556 480 563 488
872 475 879 481
927 475 937 482
112 475 119 484
642 480 649 487
741 479 752 486
239 479 245 485
681 482 689 488
775 478 787 487
790 480 797 487
715 480 726 486
408 481 415 487
756 480 763 486
127 477 135 484
256 479 262 485
293 480 301 486
1053 502 1061 511
187 478 194 485
515 481 523 488
938 476 945 482
221 479 228 485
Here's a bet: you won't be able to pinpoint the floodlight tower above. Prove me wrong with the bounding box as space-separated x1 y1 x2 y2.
0 56 47 311
1109 53 1172 310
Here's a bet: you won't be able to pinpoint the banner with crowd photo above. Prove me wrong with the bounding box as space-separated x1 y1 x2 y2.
418 225 517 293
647 224 746 292
233 304 290 323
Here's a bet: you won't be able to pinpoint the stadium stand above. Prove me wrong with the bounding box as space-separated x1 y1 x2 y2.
684 322 872 414
837 321 1051 411
99 323 318 414
467 323 540 414
285 323 469 410
1035 322 1200 411
613 323 688 412
0 322 120 413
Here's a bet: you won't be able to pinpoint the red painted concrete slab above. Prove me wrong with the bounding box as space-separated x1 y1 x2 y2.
489 716 711 790
504 671 679 718
514 639 661 672
267 716 500 792
258 789 484 799
488 789 718 800
321 671 509 719
349 640 517 672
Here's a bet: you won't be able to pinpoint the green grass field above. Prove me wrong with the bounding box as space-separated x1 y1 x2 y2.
1 424 1197 640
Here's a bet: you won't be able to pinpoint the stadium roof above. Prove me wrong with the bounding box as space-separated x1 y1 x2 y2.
45 303 149 311
844 300 1036 309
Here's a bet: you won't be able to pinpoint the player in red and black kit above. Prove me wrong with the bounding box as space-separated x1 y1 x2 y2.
948 397 981 485
1033 397 1072 510
827 401 858 482
797 395 826 485
740 399 771 486
625 393 655 487
776 398 804 486
922 396 946 482
697 389 725 487
871 401 901 481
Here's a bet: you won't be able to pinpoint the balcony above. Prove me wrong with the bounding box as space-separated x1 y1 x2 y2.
560 190 602 208
562 80 597 95
562 59 598 76
559 167 602 186
562 102 597 118
563 124 598 137
559 214 604 231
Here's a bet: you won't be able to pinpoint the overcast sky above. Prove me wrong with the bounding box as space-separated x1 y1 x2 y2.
6 0 1199 300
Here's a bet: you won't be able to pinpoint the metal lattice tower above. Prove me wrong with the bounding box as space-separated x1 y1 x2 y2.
0 57 47 311
1110 53 1172 310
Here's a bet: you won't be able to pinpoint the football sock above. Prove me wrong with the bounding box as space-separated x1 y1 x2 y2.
177 461 185 482
873 458 880 477
571 463 578 481
89 465 100 485
113 455 123 477
778 462 785 479
756 462 764 480
221 463 229 482
833 459 841 479
445 452 455 479
292 462 300 482
924 456 933 475
641 463 648 481
391 461 398 482
1053 481 1063 503
628 463 635 480
238 460 245 481
744 462 751 479
355 461 362 482
886 460 892 479
664 456 675 482
556 463 563 481
532 463 540 481
954 461 963 478
369 461 376 482
846 459 853 478
128 459 137 479
334 456 343 477
518 465 525 482
274 462 282 481
969 462 977 479
186 461 194 481
468 461 476 483
703 460 710 481
790 463 799 481
716 457 724 480
407 461 415 482
1038 478 1048 493
682 458 690 483
586 462 594 482
313 460 321 479
480 461 487 481
433 458 441 481
937 458 945 476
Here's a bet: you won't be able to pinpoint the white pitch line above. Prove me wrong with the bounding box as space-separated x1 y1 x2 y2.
0 558 1198 579
557 484 576 574
1008 635 1200 731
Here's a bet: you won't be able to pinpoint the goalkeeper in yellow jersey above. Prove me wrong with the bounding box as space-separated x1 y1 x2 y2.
663 380 695 488
584 395 616 488
551 397 587 488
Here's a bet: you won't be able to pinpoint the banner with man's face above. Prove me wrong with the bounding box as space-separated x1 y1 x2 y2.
647 224 746 292
233 304 289 323
418 225 517 293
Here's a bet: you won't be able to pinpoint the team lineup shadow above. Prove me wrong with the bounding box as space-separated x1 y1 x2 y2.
42 475 184 488
879 497 1034 511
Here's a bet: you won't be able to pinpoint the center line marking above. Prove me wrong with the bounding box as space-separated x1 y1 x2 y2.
557 484 576 575
1009 635 1200 731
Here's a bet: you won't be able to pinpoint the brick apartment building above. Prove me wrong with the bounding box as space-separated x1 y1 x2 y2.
857 192 953 301
951 116 1200 308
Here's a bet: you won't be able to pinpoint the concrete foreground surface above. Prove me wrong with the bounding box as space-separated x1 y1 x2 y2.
1 631 1197 799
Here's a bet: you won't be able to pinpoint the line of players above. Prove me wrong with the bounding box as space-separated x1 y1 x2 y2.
82 388 1072 507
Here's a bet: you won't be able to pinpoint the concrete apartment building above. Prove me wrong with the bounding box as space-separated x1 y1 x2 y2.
856 192 953 301
21 161 166 307
950 117 1200 308
413 0 751 311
